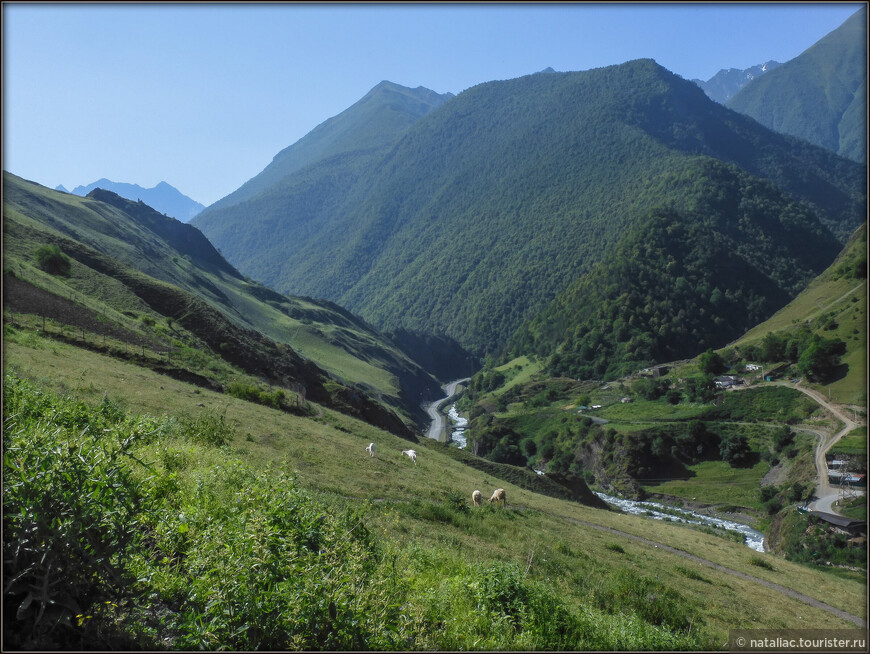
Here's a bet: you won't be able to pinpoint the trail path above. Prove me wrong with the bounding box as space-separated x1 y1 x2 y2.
557 512 865 626
372 493 865 626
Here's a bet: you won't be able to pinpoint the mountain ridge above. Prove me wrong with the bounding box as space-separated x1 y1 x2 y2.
200 81 454 214
727 6 867 163
691 61 781 104
192 58 865 360
69 178 205 222
3 172 452 430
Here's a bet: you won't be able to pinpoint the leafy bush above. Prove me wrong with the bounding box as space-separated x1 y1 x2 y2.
698 349 726 374
227 381 289 411
33 244 71 276
749 556 775 571
165 470 399 650
177 409 235 447
592 569 694 633
719 432 751 466
3 375 156 648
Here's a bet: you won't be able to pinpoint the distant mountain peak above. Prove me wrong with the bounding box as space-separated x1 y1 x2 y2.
70 178 204 222
198 80 454 214
691 61 781 104
726 6 866 163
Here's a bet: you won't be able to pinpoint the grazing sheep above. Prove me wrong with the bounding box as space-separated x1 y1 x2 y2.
489 488 506 507
365 442 376 457
401 449 417 465
472 490 482 507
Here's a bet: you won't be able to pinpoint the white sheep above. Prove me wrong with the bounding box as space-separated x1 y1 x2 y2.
365 442 376 457
489 488 506 507
472 490 482 507
401 449 417 465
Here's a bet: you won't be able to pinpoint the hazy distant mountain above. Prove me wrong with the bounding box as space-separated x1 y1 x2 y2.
691 61 781 104
54 184 69 193
70 179 205 222
727 6 867 163
193 59 865 359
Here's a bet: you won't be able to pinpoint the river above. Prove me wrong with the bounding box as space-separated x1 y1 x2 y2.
594 492 766 551
447 403 468 448
423 386 765 551
424 378 470 442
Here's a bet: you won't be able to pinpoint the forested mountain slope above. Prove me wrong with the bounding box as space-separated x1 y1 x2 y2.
507 158 845 379
193 59 865 358
3 172 445 428
727 6 867 163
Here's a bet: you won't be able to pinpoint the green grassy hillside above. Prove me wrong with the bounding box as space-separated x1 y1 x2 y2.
730 223 866 406
3 172 448 427
728 6 867 163
193 59 865 359
458 226 865 496
3 328 864 650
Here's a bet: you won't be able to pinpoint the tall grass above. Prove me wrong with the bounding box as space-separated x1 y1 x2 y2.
3 372 716 650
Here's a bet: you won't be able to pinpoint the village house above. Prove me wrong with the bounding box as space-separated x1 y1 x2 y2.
809 511 867 538
714 375 742 389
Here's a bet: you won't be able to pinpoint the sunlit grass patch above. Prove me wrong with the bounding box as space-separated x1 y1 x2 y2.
642 459 769 510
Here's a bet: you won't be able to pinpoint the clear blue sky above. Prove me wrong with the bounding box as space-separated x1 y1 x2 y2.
2 2 865 207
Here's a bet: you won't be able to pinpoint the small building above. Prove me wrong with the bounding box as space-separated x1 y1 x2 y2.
651 365 670 378
714 375 741 389
809 511 866 537
745 363 761 371
828 471 866 486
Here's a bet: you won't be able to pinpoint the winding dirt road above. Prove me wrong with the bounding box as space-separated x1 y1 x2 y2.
776 381 864 513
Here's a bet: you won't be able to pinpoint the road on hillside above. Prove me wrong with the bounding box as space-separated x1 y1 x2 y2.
775 381 864 514
425 378 470 442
